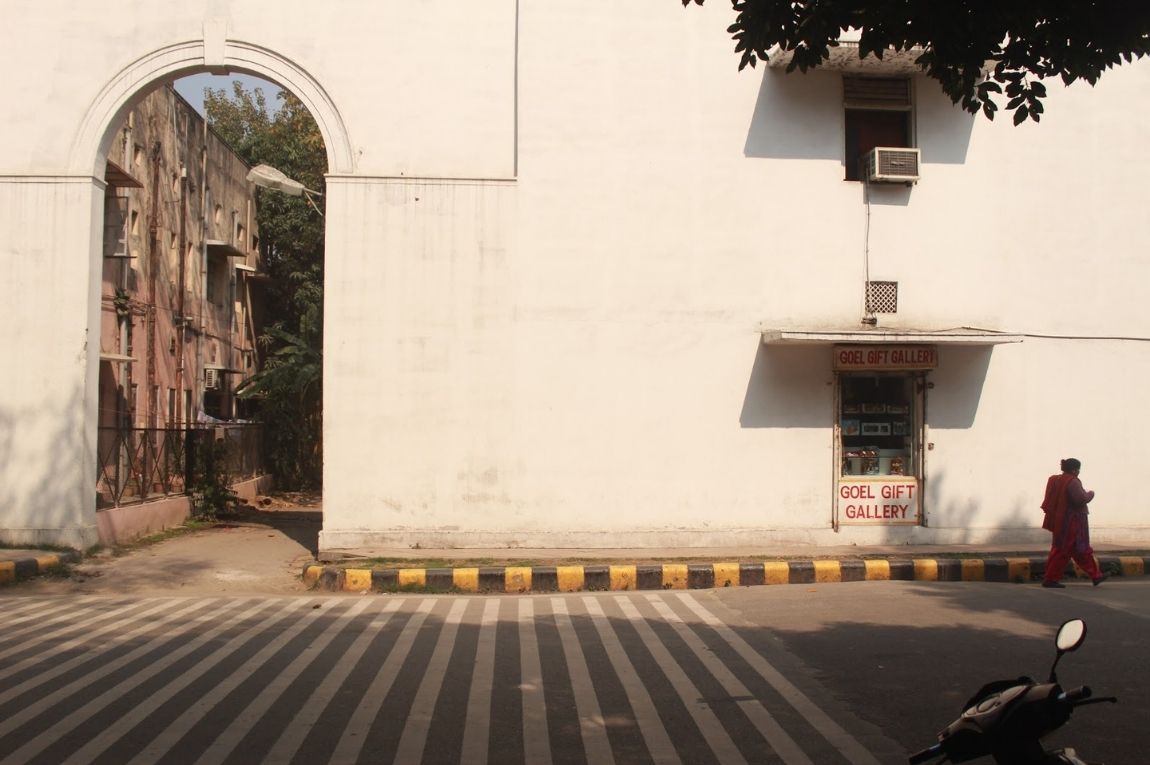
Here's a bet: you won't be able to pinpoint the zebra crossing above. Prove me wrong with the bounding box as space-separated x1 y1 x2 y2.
0 592 886 764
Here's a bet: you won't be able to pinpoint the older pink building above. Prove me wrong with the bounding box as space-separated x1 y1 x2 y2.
96 86 265 516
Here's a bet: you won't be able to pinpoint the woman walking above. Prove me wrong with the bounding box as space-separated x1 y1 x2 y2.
1041 458 1108 588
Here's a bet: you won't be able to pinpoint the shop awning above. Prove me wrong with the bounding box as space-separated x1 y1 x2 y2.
760 326 1024 346
766 38 927 75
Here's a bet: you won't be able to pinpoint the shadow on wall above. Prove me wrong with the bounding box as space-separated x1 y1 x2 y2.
742 68 977 169
740 342 831 428
930 345 994 429
740 342 996 430
0 383 90 547
903 465 1038 545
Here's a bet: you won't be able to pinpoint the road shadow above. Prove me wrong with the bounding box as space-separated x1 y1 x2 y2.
230 504 322 557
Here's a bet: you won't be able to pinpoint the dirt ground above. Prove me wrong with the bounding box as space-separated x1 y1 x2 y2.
9 497 322 598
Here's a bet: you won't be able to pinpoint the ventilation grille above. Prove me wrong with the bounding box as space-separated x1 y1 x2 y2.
866 281 899 314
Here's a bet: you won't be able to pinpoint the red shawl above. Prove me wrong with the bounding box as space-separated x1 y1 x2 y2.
1041 473 1074 539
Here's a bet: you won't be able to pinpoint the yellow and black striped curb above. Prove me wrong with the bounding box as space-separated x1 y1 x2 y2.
302 555 1150 593
0 551 80 585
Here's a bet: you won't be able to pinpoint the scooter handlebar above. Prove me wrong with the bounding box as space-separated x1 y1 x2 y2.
1058 685 1092 703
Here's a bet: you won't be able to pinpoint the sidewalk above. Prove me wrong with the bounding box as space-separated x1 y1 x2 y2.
303 542 1150 594
5 525 1148 594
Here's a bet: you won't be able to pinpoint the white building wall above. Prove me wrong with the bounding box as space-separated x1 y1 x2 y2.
1 0 1147 551
0 178 102 547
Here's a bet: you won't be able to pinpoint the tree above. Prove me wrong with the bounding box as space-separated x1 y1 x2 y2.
684 1 1150 124
204 83 326 488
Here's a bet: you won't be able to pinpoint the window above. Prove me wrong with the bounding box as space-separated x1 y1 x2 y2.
207 256 226 306
843 77 913 181
102 195 128 258
840 374 917 478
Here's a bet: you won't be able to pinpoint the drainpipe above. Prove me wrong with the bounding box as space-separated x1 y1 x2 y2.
198 126 209 426
146 140 161 431
176 165 188 426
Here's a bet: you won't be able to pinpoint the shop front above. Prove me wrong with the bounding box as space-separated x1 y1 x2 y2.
761 327 1024 533
834 344 934 527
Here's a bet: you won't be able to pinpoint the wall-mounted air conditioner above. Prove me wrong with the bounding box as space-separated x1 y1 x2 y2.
204 367 221 390
862 147 920 183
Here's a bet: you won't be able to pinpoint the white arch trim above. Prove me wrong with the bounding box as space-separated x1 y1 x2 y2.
69 39 354 177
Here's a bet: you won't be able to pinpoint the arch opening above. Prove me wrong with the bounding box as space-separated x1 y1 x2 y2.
86 40 340 547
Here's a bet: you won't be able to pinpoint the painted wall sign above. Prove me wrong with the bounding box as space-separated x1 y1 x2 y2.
838 478 920 525
833 344 938 371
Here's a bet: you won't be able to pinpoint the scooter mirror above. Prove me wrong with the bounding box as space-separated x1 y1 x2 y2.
1056 619 1087 653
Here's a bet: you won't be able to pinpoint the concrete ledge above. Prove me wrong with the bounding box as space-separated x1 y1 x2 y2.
302 555 1150 593
0 551 81 585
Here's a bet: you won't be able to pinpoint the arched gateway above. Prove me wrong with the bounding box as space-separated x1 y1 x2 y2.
1 2 519 553
0 24 351 549
70 36 354 177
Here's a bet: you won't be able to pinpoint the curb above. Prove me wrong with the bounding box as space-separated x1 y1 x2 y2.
303 555 1150 593
0 551 81 585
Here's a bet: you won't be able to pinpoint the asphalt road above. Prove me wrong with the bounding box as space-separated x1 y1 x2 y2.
5 510 1147 763
0 590 907 764
714 578 1150 764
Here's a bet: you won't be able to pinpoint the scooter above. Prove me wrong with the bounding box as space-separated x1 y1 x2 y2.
908 619 1117 764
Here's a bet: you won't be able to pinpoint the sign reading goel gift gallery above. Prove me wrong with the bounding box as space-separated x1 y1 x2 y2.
838 478 921 525
833 344 938 371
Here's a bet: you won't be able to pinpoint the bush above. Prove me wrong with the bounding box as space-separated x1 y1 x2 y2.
189 439 243 521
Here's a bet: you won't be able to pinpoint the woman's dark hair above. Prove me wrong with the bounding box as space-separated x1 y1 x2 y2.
1061 458 1082 473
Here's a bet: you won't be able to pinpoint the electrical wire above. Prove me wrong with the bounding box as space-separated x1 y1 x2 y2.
862 175 875 323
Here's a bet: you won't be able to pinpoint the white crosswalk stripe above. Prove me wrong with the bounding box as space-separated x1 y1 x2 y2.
551 597 615 765
0 598 253 747
518 597 554 765
644 596 813 765
458 597 501 765
328 597 437 763
263 598 406 763
0 592 883 764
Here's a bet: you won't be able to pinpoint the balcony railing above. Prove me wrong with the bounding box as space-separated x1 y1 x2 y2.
96 424 264 508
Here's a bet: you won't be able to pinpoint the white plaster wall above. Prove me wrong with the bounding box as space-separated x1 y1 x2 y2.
2 0 515 178
0 178 102 548
1 0 1147 551
323 1 1150 550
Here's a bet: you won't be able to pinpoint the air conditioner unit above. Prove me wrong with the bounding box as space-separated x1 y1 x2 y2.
204 367 221 390
862 147 920 183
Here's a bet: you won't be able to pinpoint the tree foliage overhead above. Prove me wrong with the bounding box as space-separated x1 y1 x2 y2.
204 82 326 489
685 1 1150 124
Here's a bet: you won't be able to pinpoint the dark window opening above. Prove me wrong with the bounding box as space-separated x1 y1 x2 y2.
845 109 912 181
840 374 918 477
844 77 913 181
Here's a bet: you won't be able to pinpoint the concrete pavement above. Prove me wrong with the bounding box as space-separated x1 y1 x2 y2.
304 542 1150 593
4 510 1148 594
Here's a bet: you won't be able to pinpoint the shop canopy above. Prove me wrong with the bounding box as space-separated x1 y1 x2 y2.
760 326 1024 346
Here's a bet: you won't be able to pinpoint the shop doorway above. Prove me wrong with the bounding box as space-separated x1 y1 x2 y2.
832 344 936 528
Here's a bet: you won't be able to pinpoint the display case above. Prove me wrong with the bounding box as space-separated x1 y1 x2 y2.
839 376 917 477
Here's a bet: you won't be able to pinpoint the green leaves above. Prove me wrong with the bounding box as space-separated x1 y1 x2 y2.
688 0 1150 125
206 83 327 489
